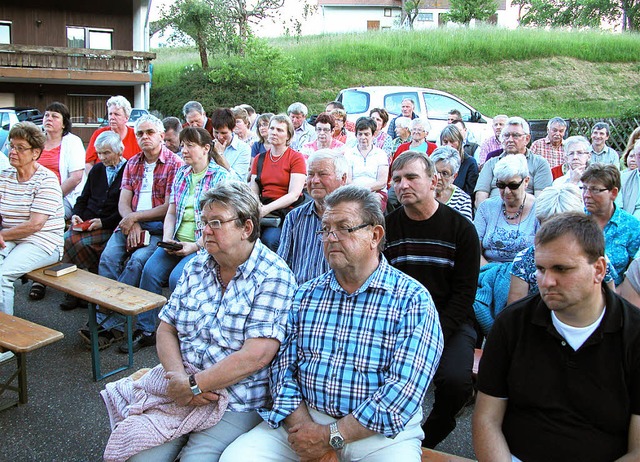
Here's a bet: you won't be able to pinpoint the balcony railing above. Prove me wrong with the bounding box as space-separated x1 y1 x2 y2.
0 44 155 74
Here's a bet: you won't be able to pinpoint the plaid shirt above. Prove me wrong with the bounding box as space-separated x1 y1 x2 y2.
121 145 184 212
264 256 443 437
478 136 502 165
530 136 564 168
170 160 230 241
159 241 297 411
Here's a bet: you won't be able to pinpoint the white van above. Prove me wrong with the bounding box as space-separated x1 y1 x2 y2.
337 86 493 144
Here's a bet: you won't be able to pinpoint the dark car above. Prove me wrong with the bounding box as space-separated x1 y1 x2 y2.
0 107 44 126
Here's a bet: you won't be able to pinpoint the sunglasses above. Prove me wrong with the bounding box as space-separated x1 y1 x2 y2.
496 179 525 190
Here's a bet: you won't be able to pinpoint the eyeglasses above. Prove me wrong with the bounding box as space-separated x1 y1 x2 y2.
197 217 238 230
437 170 453 179
135 129 157 137
501 133 526 140
579 186 609 195
8 144 33 154
316 127 332 133
316 223 372 242
566 150 590 157
496 179 525 190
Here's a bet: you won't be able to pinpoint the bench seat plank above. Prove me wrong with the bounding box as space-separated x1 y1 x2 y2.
0 312 64 353
27 265 166 316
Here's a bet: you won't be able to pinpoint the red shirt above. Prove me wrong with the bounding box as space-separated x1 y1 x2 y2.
251 147 306 201
85 126 140 164
38 145 62 183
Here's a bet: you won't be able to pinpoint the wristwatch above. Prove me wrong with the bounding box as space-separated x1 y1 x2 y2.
329 422 345 450
188 374 202 396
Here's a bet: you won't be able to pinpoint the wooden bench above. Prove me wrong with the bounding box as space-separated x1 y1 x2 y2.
422 448 476 461
0 312 64 410
27 264 167 381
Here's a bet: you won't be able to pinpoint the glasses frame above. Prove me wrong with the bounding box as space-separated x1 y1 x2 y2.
316 223 372 242
8 144 34 154
198 217 239 230
579 186 610 195
500 133 527 141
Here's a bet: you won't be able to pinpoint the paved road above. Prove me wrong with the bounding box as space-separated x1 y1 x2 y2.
0 282 476 461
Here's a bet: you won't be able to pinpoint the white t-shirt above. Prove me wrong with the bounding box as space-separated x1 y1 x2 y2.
551 308 606 351
136 161 156 212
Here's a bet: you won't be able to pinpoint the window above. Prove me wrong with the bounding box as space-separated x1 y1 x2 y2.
384 92 420 116
66 26 113 50
68 95 110 124
0 22 11 44
422 93 471 121
417 13 434 22
384 8 392 17
339 90 370 115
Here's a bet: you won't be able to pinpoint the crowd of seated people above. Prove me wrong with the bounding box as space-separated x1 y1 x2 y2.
6 94 640 462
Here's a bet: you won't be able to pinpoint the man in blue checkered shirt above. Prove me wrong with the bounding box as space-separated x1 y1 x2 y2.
221 185 444 462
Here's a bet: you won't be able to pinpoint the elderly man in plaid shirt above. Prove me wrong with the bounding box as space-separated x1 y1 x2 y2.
221 185 444 462
79 114 183 351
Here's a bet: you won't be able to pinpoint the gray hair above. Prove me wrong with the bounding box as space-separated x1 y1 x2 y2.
505 116 530 135
563 135 590 155
547 117 567 130
307 149 349 180
162 116 182 133
107 95 132 119
430 146 461 174
94 131 124 155
183 101 205 118
394 116 412 130
134 114 165 134
535 184 584 222
411 117 431 133
324 185 385 251
287 102 308 116
401 97 416 107
494 154 529 181
494 114 508 123
199 181 261 242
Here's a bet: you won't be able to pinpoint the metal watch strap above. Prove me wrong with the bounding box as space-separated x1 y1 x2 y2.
329 421 345 450
188 374 202 396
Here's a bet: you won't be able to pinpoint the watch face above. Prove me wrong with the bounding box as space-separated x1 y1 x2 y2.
330 435 344 449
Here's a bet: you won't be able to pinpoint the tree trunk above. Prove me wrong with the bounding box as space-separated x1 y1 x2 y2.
198 42 209 70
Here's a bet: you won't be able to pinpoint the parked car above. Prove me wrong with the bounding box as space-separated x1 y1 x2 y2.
99 108 149 127
337 86 493 143
1 107 44 126
0 109 20 155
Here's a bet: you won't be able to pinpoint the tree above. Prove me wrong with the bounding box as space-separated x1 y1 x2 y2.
442 0 498 25
152 0 234 70
513 0 640 30
225 0 286 49
402 0 422 29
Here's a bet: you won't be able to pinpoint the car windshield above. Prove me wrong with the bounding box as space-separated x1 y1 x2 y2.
340 90 369 115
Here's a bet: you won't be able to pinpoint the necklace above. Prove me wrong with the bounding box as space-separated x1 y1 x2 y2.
269 149 285 163
503 195 526 220
215 264 228 292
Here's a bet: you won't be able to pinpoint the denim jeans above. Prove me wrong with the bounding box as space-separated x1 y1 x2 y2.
140 246 198 295
97 222 162 333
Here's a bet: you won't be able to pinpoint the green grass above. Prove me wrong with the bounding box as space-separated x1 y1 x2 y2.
151 27 640 118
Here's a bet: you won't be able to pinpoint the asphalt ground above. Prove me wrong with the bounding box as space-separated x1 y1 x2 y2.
0 282 476 461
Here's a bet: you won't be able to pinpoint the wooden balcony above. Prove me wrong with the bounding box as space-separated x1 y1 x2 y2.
0 44 156 85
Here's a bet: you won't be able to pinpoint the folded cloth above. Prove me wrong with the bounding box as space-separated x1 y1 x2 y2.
474 261 513 336
101 363 228 462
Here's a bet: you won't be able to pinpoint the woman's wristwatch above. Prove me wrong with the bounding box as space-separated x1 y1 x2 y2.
188 374 202 396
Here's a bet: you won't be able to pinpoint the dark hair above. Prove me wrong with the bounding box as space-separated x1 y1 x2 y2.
592 122 610 135
180 127 213 160
535 212 604 263
580 163 620 190
390 150 435 177
9 122 47 158
369 107 389 126
162 116 182 133
211 108 236 130
45 102 72 136
326 101 345 110
314 112 336 130
448 109 462 120
355 116 377 134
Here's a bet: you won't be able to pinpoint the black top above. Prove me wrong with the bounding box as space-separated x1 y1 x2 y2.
72 162 125 230
478 286 640 462
384 203 480 341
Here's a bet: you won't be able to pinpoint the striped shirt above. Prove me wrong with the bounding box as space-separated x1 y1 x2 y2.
169 160 230 241
159 240 297 411
442 185 472 221
277 201 327 284
121 145 184 212
0 166 64 255
265 257 443 437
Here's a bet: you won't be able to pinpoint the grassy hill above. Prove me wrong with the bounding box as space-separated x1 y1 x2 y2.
152 27 640 119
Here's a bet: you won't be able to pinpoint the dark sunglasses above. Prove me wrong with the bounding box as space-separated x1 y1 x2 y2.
496 179 525 190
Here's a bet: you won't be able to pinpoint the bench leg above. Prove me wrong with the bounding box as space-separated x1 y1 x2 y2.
0 352 25 410
88 303 136 381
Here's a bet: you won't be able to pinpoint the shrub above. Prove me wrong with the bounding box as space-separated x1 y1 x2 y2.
150 64 219 118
